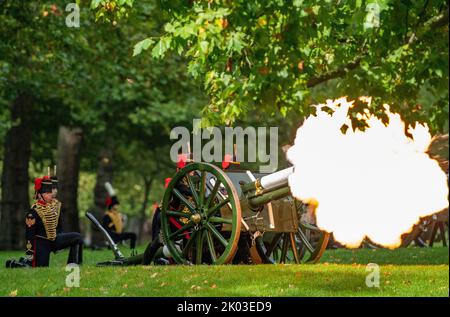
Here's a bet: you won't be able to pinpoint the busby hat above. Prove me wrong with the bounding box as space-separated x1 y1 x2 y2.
106 195 120 210
104 182 120 210
35 176 53 194
50 176 58 189
50 165 58 189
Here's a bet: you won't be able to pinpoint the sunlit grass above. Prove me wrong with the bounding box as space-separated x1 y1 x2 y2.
0 246 448 297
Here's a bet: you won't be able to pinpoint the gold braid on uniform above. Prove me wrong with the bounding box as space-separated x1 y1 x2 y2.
105 211 123 233
33 200 61 241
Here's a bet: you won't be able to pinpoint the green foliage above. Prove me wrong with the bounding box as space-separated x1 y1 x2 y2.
1 1 206 217
128 0 448 132
91 0 134 22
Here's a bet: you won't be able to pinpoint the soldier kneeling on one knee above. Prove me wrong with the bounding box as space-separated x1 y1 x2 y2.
19 176 83 267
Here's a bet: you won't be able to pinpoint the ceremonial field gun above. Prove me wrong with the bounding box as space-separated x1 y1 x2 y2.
159 161 331 265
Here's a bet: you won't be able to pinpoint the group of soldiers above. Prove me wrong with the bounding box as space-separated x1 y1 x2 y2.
6 168 137 268
6 152 235 268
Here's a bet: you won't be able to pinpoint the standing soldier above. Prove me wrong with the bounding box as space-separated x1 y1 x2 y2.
25 176 83 267
102 182 137 255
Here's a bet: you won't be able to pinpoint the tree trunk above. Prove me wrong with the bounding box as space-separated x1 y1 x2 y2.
57 126 83 233
89 147 114 248
138 176 153 245
0 94 33 250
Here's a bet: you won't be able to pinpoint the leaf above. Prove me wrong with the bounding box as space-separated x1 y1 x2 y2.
133 38 155 57
227 32 246 53
164 22 176 33
199 41 209 54
293 0 304 8
151 37 172 59
9 290 18 297
90 0 102 10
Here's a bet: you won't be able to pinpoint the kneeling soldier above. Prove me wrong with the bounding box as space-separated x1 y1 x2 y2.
102 182 137 255
25 176 83 267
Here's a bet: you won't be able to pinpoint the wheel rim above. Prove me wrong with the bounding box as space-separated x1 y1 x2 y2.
161 162 241 264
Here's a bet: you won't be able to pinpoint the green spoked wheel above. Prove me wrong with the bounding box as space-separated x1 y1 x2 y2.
161 162 241 265
255 201 330 264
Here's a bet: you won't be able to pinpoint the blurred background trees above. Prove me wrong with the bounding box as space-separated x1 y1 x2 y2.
0 0 205 249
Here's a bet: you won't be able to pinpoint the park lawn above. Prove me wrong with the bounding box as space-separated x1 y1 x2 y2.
0 246 448 297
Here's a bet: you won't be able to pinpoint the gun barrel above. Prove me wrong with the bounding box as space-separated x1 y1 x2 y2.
260 166 294 190
248 186 291 207
239 167 294 209
241 166 294 194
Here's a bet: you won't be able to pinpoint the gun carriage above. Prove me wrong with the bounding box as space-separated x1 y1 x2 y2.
159 161 330 265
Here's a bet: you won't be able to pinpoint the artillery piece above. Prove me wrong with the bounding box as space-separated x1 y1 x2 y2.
160 161 330 265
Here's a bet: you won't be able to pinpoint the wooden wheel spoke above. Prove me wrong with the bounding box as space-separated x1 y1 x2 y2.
307 232 331 263
199 171 206 206
186 175 200 207
173 188 196 213
169 222 194 240
196 230 205 264
297 229 315 253
207 197 230 218
209 216 232 224
205 178 221 208
205 230 217 263
181 230 198 257
205 222 228 247
166 211 191 219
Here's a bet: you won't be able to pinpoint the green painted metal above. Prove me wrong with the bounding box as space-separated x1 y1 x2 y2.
161 161 329 265
240 180 257 193
248 186 291 209
161 162 241 265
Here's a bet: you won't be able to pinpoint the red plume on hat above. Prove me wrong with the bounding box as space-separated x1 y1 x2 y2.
34 176 52 199
177 153 188 170
222 144 238 170
222 154 232 169
34 177 43 192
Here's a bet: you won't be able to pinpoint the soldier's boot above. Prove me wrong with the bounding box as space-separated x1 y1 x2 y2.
68 243 83 265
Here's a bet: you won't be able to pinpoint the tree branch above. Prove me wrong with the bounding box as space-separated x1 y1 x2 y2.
306 57 362 88
408 8 449 44
306 8 449 88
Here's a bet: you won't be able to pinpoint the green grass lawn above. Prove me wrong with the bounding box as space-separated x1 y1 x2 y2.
0 246 448 297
